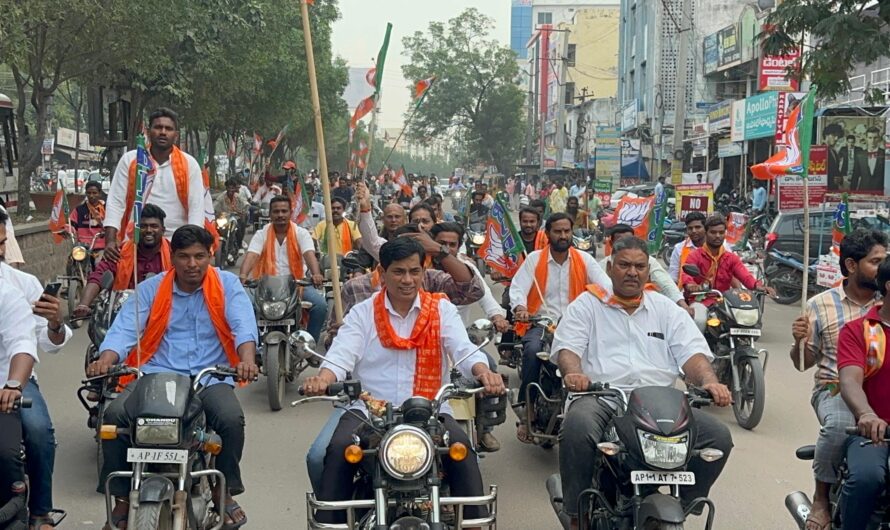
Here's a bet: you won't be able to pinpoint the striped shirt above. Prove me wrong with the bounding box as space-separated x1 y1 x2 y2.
806 285 880 390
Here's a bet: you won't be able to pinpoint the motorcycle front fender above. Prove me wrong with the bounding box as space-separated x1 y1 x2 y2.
636 492 685 525
263 331 289 345
732 343 761 361
137 475 175 504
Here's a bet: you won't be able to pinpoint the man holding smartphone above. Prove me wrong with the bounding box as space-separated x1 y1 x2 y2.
0 207 72 529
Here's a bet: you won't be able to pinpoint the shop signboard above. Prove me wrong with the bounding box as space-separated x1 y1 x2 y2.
775 92 806 146
703 33 719 74
717 25 741 70
730 100 746 142
595 126 622 191
717 138 744 158
759 48 801 92
708 100 732 131
676 184 714 219
776 146 829 211
744 92 779 140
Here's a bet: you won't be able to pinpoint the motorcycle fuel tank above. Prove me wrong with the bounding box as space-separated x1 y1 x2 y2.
126 372 198 421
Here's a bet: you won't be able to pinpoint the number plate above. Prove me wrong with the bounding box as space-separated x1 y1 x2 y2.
126 448 188 464
631 470 695 485
257 319 295 327
730 328 761 337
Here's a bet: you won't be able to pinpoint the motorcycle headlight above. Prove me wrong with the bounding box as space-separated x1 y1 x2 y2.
575 238 592 250
135 418 180 446
637 430 689 469
71 245 88 261
731 308 760 327
471 233 485 245
380 425 434 480
261 301 287 320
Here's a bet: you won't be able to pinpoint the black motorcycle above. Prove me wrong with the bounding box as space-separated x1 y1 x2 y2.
573 229 597 259
546 383 722 530
510 316 564 449
59 230 104 328
245 275 316 411
786 426 890 529
683 265 768 430
295 353 498 529
465 221 488 276
213 212 243 268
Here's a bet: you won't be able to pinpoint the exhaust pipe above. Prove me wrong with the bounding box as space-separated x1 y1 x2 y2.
785 491 813 530
545 474 571 530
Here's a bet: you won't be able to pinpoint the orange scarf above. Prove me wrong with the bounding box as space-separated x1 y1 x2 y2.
87 200 106 223
515 246 587 336
702 244 726 284
322 221 353 254
113 239 172 291
586 282 657 311
120 267 242 387
373 289 447 399
122 146 190 240
534 230 548 251
251 224 304 279
677 240 693 289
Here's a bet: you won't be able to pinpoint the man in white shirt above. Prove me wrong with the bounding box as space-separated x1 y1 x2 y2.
300 185 326 232
551 235 733 528
0 280 39 525
104 108 205 261
0 203 24 266
509 212 611 439
0 208 71 529
668 211 732 284
302 237 505 525
251 174 281 211
239 196 327 341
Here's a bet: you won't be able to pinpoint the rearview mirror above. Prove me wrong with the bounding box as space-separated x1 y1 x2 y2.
682 264 701 277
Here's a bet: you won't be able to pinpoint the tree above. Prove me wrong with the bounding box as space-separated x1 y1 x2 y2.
401 8 525 173
763 1 890 101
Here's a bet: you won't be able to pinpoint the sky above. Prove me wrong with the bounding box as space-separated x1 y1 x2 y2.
331 0 512 130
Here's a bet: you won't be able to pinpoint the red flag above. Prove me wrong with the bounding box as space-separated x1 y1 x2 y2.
725 212 749 245
394 165 412 196
47 188 69 243
366 68 377 89
414 75 436 100
606 196 654 255
350 96 375 128
227 136 236 158
253 132 262 155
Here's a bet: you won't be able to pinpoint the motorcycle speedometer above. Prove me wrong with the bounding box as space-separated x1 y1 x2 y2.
379 425 434 480
637 430 689 469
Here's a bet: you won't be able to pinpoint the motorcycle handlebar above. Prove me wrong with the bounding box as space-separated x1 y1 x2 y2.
845 426 890 437
81 364 139 384
297 382 345 397
13 397 32 410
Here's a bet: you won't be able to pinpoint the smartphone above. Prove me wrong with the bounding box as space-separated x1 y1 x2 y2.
42 282 62 298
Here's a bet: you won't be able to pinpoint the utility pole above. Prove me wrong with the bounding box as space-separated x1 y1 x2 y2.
556 28 571 169
671 0 693 181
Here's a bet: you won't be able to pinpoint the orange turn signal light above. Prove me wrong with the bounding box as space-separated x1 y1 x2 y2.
449 442 468 462
203 434 223 456
707 318 721 327
344 444 363 464
99 425 118 440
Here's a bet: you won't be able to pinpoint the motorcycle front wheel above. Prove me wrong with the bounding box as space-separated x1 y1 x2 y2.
68 278 84 329
266 342 287 411
642 522 684 530
132 500 173 530
215 239 226 268
732 357 766 430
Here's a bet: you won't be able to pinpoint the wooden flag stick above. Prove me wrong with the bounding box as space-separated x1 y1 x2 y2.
300 0 343 322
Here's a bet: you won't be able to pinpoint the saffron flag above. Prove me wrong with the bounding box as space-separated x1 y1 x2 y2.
394 165 412 196
291 173 311 224
47 185 70 243
751 89 815 180
227 136 236 158
477 196 525 277
725 212 749 246
350 96 375 129
414 76 436 101
268 124 288 153
366 68 377 89
606 196 654 255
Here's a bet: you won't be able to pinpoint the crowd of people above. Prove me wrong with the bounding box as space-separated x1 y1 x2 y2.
2 106 890 530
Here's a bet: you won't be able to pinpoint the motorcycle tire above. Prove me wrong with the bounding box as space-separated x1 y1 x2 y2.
266 342 287 411
642 522 684 530
132 500 173 530
768 266 802 305
68 279 84 329
658 245 672 266
732 357 766 430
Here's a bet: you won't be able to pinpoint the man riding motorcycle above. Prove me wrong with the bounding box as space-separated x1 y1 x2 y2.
669 211 730 285
238 195 327 342
302 237 506 525
792 230 888 530
509 212 612 443
86 225 259 530
68 180 106 251
72 204 171 319
836 255 890 530
214 178 250 250
552 235 734 529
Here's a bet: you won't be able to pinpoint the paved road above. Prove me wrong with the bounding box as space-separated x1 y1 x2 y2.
41 273 818 529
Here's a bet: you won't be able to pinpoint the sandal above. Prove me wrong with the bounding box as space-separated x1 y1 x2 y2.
222 501 248 530
29 515 55 530
102 512 128 530
516 422 534 444
805 510 830 530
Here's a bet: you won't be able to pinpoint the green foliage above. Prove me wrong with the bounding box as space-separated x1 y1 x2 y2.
763 0 890 100
401 8 525 173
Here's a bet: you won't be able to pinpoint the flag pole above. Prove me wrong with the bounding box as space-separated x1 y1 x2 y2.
362 96 379 183
300 0 343 322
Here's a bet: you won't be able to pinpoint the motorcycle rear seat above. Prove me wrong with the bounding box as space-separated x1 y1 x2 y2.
796 445 816 460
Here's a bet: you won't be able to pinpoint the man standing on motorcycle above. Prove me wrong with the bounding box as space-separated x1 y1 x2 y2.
0 208 71 530
553 235 733 529
837 256 890 530
239 195 327 342
302 237 505 525
68 180 106 251
668 211 731 284
103 108 206 260
509 212 612 443
251 173 282 211
790 229 887 530
87 225 259 530
72 205 172 318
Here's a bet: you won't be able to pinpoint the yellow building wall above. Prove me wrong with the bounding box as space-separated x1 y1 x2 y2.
562 8 620 99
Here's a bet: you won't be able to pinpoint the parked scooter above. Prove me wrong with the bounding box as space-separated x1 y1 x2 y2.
546 383 722 530
99 366 241 530
765 249 824 305
683 264 768 430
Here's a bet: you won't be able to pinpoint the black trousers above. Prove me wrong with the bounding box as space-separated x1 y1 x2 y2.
98 383 246 497
0 411 24 500
519 326 546 406
316 411 486 524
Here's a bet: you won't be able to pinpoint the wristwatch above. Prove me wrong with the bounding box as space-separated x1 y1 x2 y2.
3 380 22 392
437 245 450 262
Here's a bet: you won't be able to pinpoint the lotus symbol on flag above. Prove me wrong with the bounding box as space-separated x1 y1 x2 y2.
484 224 512 270
617 201 649 228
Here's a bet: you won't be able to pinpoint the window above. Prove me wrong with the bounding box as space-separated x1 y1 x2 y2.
564 82 575 105
538 11 552 24
566 44 576 67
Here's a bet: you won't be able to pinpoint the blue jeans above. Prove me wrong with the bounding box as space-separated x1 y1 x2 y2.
307 408 345 492
841 435 888 530
302 286 328 343
21 378 55 515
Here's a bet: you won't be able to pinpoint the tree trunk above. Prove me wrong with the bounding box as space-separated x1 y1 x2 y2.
15 84 52 218
207 126 221 188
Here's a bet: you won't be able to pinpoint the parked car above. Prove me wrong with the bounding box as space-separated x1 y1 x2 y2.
764 208 890 266
609 183 676 209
